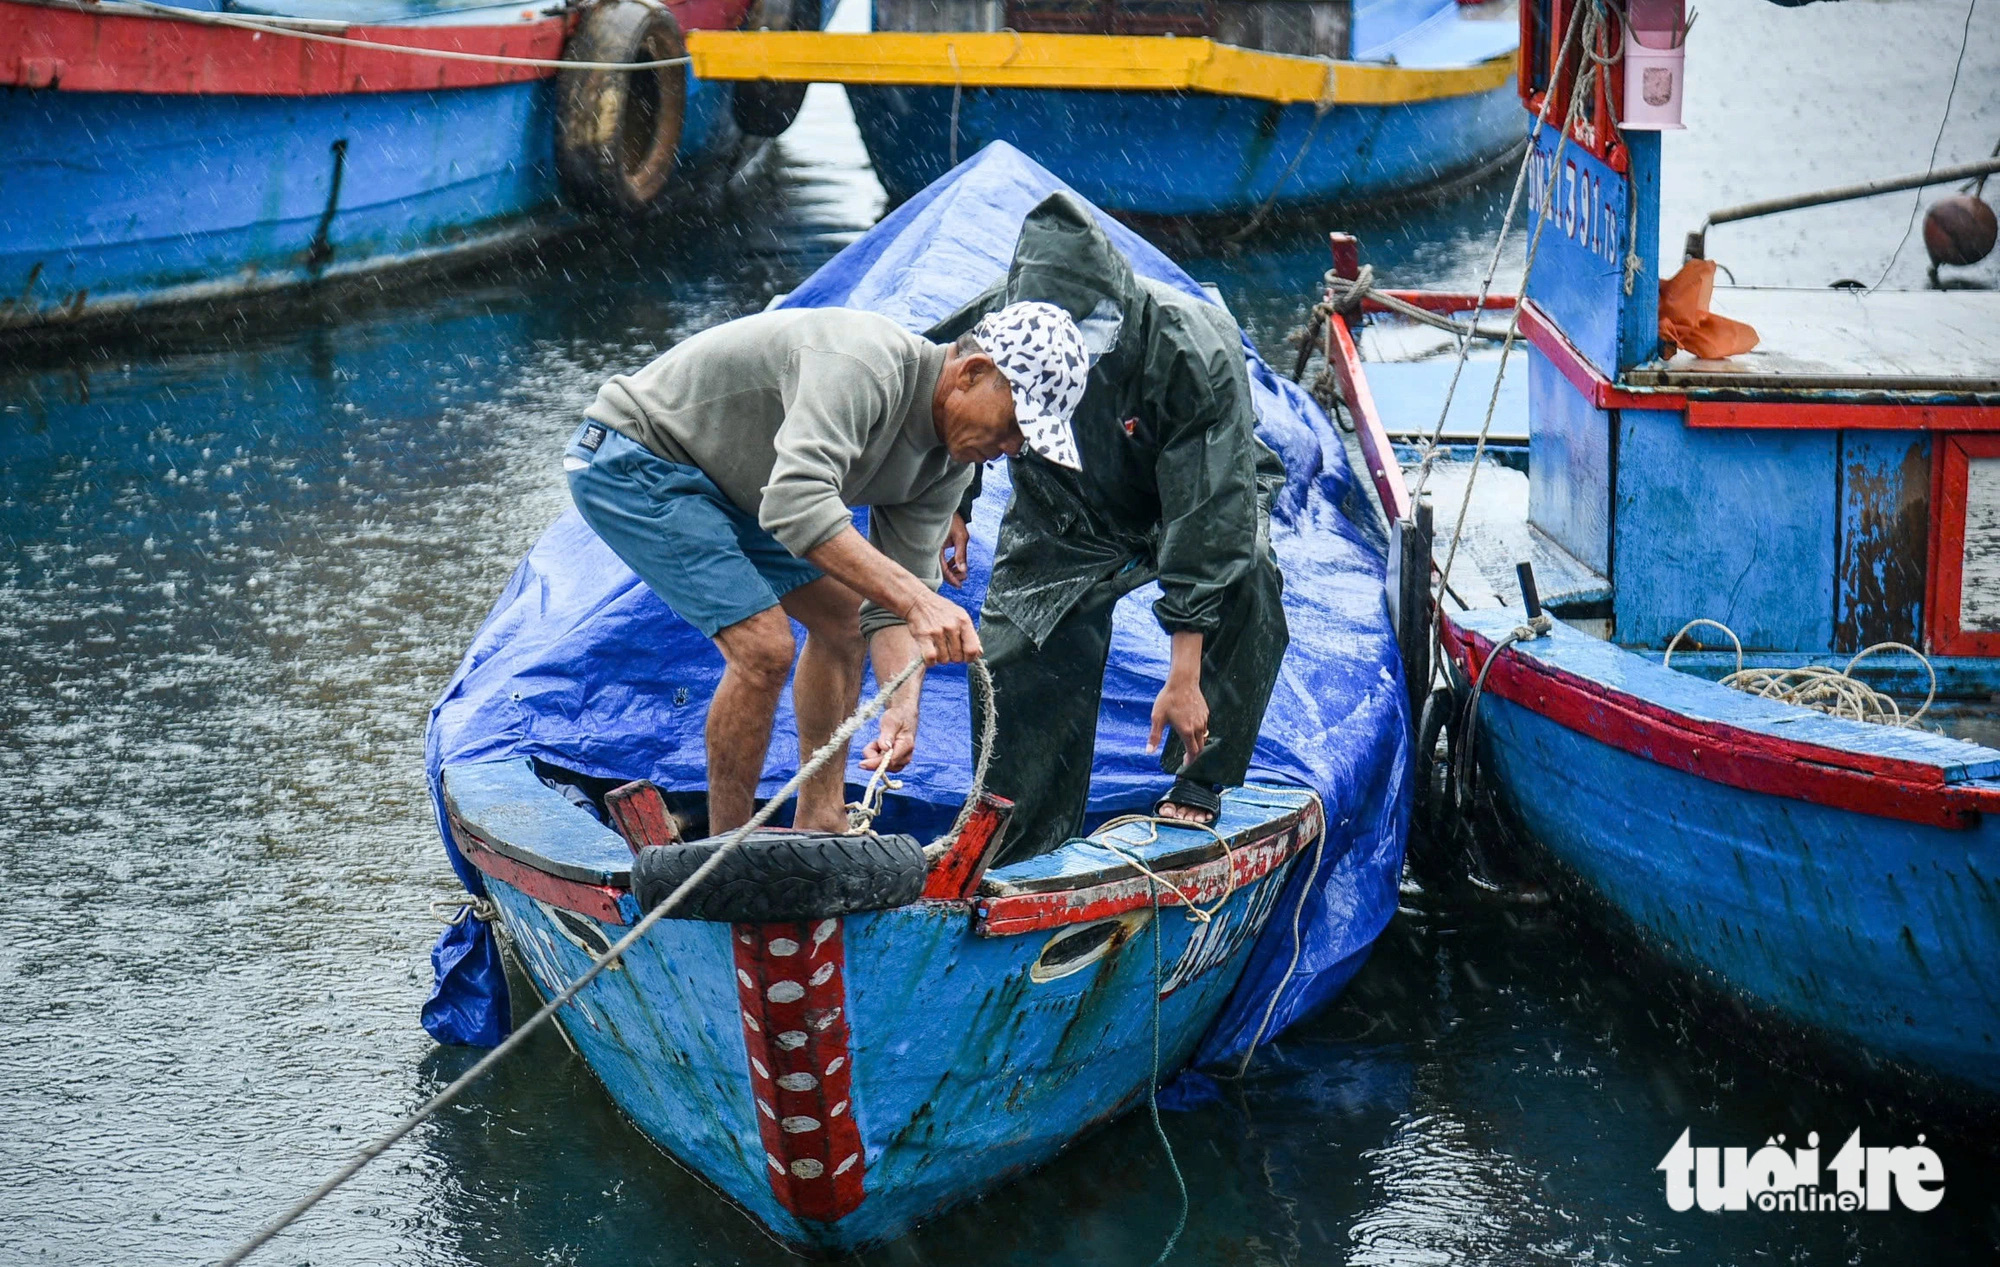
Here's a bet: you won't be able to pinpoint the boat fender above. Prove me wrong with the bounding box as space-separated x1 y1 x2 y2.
556 0 688 218
730 0 820 137
631 829 928 921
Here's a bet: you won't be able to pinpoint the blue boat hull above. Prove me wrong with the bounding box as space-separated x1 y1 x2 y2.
479 794 1339 1254
0 77 748 332
1472 685 2000 1094
846 81 1522 217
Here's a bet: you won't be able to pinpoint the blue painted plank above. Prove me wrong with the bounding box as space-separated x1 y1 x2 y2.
1359 356 1529 439
1836 431 1930 650
1474 687 2000 1091
1454 608 2000 781
1523 129 1627 378
1613 408 1837 651
983 784 1316 889
845 81 1522 217
0 75 743 326
1525 348 1612 573
1615 131 1662 373
444 758 634 884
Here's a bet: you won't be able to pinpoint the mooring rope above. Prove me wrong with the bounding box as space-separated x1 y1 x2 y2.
68 0 694 71
1430 0 1608 690
1143 878 1190 1265
1663 620 1937 726
221 655 995 1265
1405 0 1592 505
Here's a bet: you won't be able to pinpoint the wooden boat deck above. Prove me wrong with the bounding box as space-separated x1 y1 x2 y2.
1627 288 2000 394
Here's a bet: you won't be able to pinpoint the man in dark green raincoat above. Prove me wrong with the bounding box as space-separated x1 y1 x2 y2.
930 193 1290 865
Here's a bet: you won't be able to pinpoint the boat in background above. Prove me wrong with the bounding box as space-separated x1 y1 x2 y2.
683 0 1521 221
0 0 827 340
422 143 1411 1251
1321 0 2000 1096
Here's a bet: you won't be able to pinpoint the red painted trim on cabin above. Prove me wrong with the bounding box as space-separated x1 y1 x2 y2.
920 794 1014 900
973 801 1322 936
0 1 571 94
1685 400 2000 432
1325 315 1414 523
1928 435 2000 658
1440 617 1995 830
1516 299 1685 411
452 826 632 925
733 919 867 1222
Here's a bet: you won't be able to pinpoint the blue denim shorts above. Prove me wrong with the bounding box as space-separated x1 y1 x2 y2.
564 421 823 638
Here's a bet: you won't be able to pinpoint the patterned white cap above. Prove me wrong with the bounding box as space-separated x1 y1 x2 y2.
971 301 1088 471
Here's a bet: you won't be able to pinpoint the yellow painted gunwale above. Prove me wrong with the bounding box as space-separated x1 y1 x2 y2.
682 31 1515 107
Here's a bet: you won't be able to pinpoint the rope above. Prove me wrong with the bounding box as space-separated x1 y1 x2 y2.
1143 877 1189 1265
1321 270 1516 342
845 762 899 833
1663 620 1937 726
428 895 499 926
1451 621 1547 812
223 653 993 1265
1231 813 1330 1079
1226 80 1340 244
1092 813 1244 924
1406 0 1591 505
924 658 997 860
75 0 694 72
1430 1 1604 649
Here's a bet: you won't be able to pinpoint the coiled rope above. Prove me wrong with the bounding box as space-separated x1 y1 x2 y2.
220 656 992 1265
1663 619 1937 726
61 0 695 71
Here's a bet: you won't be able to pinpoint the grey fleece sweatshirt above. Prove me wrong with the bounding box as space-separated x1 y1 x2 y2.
585 308 972 635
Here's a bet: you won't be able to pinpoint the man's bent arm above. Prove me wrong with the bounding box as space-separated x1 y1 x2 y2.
806 526 982 664
861 624 926 772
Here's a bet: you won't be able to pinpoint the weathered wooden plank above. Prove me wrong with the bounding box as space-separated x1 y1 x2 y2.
1835 432 1929 650
1527 349 1614 575
1613 409 1837 651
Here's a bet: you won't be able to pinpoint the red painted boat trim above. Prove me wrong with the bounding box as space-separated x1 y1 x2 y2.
733 919 866 1223
1362 289 1517 317
920 794 1014 900
1928 434 2000 658
1326 315 1414 523
973 801 1323 936
1515 298 1685 411
1440 616 1995 830
450 820 633 925
1 1 568 94
1685 400 2000 432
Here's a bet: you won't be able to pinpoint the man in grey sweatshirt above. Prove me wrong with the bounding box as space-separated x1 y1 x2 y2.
564 302 1089 837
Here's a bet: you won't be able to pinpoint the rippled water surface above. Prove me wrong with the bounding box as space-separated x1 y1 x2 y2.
5 1 1999 1262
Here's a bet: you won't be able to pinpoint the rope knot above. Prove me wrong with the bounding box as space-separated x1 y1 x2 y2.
430 895 499 926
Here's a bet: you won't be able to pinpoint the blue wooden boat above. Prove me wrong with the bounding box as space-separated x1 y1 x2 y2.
0 0 823 338
422 142 1410 1251
847 0 1521 218
1321 0 2000 1096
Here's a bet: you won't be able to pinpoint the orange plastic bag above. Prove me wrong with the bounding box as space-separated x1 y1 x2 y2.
1658 258 1759 359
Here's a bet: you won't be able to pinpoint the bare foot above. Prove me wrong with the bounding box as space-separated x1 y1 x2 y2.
1156 801 1215 825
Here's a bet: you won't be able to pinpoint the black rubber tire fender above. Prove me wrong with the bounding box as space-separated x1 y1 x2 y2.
631 829 928 922
729 0 819 137
556 0 688 219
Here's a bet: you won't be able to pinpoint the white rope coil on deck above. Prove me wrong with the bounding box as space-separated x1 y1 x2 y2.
1663 619 1938 727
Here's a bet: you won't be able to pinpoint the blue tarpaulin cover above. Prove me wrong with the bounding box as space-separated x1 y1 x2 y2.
423 142 1409 1067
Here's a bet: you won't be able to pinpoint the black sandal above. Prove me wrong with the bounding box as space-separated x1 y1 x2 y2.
1153 778 1222 823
